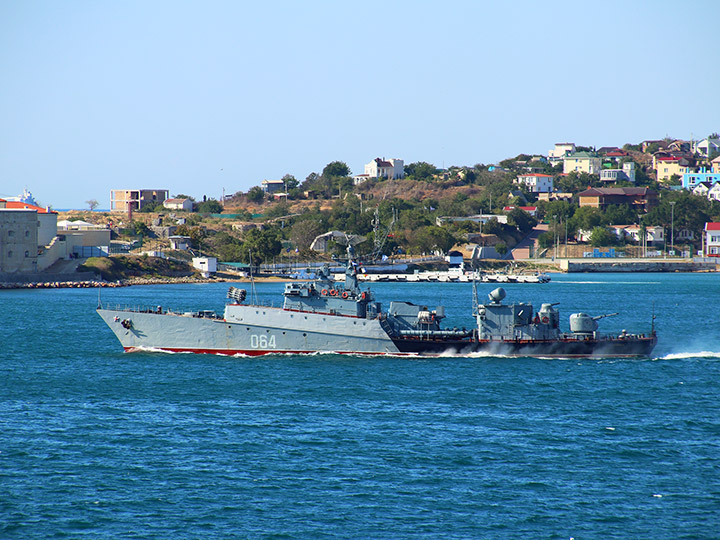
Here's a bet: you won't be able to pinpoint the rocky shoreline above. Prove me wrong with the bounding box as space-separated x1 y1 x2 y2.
0 276 226 289
0 273 307 289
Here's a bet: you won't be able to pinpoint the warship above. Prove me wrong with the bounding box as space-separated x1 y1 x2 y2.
97 249 657 358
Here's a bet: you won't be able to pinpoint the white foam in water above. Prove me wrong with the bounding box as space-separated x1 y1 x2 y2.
661 351 720 360
461 351 512 358
561 281 659 285
128 346 186 354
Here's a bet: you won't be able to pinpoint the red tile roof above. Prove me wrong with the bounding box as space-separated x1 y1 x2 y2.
577 187 654 197
3 201 55 213
705 222 720 231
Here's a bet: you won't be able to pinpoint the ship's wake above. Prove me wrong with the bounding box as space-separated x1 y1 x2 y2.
659 351 720 360
126 346 194 355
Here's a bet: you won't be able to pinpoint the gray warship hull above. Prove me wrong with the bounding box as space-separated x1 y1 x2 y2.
97 255 656 358
97 301 657 359
97 304 402 355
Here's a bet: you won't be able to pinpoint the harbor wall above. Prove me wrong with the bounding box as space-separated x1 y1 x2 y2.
558 258 718 273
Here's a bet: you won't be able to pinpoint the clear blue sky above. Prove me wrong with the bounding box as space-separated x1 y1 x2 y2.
1 0 718 209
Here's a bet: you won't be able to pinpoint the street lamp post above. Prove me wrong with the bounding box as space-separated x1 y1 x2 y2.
670 201 676 256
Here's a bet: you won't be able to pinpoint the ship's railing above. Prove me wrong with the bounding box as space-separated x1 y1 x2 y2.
101 303 170 314
102 300 282 314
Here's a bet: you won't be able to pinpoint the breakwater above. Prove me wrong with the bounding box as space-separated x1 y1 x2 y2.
558 258 718 272
0 276 225 290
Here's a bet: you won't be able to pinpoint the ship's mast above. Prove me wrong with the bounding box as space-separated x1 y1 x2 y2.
344 244 360 292
471 274 479 317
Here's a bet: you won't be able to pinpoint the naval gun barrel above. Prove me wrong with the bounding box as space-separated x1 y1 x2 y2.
592 312 619 321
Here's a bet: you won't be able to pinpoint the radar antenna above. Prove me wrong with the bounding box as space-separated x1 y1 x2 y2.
370 207 396 262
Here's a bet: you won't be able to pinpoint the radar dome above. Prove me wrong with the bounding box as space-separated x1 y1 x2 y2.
489 287 506 303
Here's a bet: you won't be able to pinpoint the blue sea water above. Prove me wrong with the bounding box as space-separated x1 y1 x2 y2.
1 273 719 539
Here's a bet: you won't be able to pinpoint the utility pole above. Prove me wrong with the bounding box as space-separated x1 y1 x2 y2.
670 201 676 256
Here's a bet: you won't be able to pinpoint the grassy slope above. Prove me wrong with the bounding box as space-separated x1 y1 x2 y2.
79 255 195 281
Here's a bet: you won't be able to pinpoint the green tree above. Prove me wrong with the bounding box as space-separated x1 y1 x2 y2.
322 161 351 178
405 162 438 181
539 200 575 222
482 217 504 235
282 174 299 191
196 199 223 214
569 206 604 235
290 220 323 253
603 204 635 225
300 172 320 192
410 226 456 254
241 228 282 265
507 208 537 234
246 186 265 203
537 231 554 249
213 231 244 261
264 201 291 219
138 201 163 213
187 226 206 248
555 171 599 192
589 227 617 247
86 199 99 211
131 221 150 236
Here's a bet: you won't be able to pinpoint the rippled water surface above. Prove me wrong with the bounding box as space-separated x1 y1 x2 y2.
2 273 719 539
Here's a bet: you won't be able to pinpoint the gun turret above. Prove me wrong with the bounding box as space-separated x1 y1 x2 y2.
570 312 620 334
592 312 618 321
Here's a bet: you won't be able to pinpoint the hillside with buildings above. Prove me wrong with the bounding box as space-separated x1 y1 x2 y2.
3 135 720 283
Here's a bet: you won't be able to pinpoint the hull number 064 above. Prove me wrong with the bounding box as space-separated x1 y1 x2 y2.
250 334 276 349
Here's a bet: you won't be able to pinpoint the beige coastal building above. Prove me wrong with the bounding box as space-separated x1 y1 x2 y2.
563 151 602 174
654 156 694 182
111 189 169 212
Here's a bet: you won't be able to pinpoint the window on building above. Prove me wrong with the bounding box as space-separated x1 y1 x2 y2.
8 230 14 237
7 250 12 258
25 250 29 257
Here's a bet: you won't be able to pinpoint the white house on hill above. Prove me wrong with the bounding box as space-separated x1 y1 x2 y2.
704 222 720 256
364 158 404 180
163 198 193 211
515 173 554 193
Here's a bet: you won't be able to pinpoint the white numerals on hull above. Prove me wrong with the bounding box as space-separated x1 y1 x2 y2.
250 334 276 349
